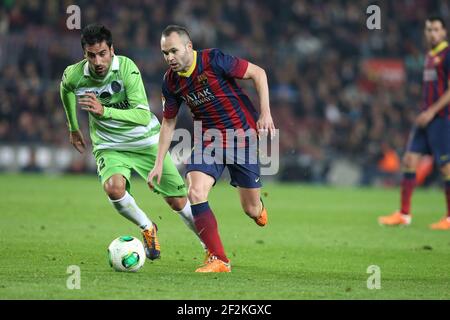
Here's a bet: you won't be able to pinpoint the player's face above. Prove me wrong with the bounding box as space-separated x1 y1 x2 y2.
425 20 447 48
84 41 114 77
161 33 193 72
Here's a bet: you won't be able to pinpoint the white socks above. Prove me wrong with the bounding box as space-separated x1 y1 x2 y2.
109 191 153 230
109 193 206 250
177 200 207 250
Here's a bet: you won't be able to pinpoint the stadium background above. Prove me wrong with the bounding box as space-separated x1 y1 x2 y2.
0 0 447 186
2 0 450 301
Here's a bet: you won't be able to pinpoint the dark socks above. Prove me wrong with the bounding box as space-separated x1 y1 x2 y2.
191 202 229 263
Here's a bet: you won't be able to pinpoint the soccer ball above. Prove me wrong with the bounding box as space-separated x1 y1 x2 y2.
107 236 146 272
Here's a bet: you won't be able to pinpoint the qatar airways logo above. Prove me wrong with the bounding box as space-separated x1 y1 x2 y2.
181 88 216 107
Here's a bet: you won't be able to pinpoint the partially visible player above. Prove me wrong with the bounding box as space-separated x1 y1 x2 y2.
148 25 276 272
60 24 206 260
379 17 450 230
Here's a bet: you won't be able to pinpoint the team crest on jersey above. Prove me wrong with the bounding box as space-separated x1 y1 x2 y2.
76 80 124 104
197 73 208 85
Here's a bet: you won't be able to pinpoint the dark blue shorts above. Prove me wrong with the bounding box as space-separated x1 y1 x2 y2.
185 144 262 188
407 117 450 166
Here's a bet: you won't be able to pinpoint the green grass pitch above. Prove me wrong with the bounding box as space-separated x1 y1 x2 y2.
0 173 449 299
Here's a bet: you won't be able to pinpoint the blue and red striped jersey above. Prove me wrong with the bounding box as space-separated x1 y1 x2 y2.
162 49 259 145
422 41 450 118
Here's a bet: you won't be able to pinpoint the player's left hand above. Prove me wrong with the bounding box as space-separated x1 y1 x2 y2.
147 163 163 190
257 112 276 139
79 92 104 116
415 109 436 128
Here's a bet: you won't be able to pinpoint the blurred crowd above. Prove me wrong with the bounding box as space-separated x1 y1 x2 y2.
0 0 448 184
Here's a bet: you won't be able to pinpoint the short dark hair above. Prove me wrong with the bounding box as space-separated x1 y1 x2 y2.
81 23 113 49
426 16 447 29
162 25 191 40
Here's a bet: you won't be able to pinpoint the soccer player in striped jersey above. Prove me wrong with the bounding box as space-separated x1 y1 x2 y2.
148 25 276 272
379 17 450 230
60 24 206 260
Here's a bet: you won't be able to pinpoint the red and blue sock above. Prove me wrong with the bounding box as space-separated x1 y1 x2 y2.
400 172 416 215
191 202 229 263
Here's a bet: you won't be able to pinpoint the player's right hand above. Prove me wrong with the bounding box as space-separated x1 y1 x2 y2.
415 109 436 128
147 164 163 190
70 130 86 153
257 112 276 140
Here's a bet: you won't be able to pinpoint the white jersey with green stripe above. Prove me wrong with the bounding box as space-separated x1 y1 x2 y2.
60 55 160 152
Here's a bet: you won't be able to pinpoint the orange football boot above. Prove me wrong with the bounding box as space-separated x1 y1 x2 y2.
142 224 160 260
429 217 450 230
254 204 268 227
378 211 411 226
195 256 231 273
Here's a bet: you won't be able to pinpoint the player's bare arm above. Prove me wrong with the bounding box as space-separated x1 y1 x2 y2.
147 116 178 188
242 63 276 138
416 79 450 127
69 130 87 153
